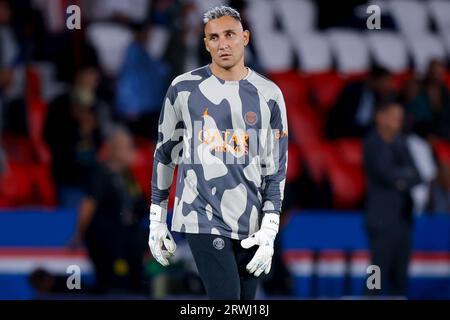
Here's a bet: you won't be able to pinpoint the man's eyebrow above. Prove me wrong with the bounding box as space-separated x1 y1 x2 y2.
206 29 238 37
206 32 219 37
222 29 237 33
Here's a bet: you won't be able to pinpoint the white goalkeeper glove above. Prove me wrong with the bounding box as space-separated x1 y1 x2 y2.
148 203 177 266
240 213 279 277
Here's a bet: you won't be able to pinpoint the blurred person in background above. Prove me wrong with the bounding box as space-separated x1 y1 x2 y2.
44 65 112 207
0 0 18 162
115 22 170 139
0 145 4 174
399 76 421 110
406 59 450 142
0 0 18 97
0 0 16 84
326 65 395 140
28 267 88 297
428 164 450 214
363 101 422 297
70 126 148 294
181 1 203 72
159 0 191 78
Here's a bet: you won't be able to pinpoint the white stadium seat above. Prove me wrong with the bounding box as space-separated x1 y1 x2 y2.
84 0 151 23
146 26 170 60
442 34 450 58
292 32 332 73
428 0 450 34
327 29 370 74
406 34 446 74
86 22 133 77
389 0 430 36
365 31 408 73
195 0 229 19
246 0 276 33
428 0 450 57
275 0 317 37
252 31 294 72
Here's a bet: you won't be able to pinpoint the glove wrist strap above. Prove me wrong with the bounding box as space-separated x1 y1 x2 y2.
150 203 167 223
261 213 280 234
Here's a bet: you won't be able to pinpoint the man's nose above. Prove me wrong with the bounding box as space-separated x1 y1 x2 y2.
218 37 230 50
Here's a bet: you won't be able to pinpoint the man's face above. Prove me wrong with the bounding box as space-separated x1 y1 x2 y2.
0 1 11 25
429 61 446 83
438 165 450 190
110 132 136 167
80 68 100 91
377 104 404 136
372 75 393 97
204 16 249 70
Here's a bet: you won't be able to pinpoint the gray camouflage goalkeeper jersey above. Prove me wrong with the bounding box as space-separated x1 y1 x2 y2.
151 65 288 240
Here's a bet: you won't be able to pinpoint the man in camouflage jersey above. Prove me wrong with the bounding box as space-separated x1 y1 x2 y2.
148 5 288 300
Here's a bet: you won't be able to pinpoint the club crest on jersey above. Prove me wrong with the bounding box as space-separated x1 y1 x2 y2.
244 111 258 125
213 237 225 250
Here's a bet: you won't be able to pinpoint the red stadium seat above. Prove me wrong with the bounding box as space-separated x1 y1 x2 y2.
0 163 33 206
305 71 345 112
130 138 156 203
287 142 302 183
29 163 57 206
446 71 450 91
300 141 334 184
26 67 41 101
290 137 365 208
391 71 414 92
344 71 368 83
333 138 363 167
325 155 366 209
268 71 308 107
0 162 56 207
287 103 323 146
2 134 35 164
432 139 450 166
28 99 51 164
0 195 9 207
26 67 51 164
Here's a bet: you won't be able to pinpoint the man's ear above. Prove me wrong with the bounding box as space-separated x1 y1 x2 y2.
243 30 250 46
204 37 210 52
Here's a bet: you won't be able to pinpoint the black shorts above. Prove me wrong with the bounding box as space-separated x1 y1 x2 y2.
186 233 259 300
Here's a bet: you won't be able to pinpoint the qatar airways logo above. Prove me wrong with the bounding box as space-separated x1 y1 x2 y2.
198 128 250 155
195 108 287 157
197 108 250 156
169 108 288 167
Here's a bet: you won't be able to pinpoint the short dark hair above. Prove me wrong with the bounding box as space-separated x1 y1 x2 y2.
375 100 403 114
203 5 241 24
370 64 391 80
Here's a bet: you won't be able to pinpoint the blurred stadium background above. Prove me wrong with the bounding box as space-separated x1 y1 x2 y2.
0 0 449 300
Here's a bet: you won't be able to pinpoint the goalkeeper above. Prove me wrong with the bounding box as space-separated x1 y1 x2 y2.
148 5 288 300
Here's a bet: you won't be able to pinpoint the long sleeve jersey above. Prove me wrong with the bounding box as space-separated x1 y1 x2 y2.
151 65 288 240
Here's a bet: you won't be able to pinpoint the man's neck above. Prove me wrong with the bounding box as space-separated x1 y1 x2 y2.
107 160 125 173
210 61 248 81
377 128 397 143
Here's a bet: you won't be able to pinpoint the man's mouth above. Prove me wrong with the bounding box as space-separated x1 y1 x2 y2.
220 53 232 58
